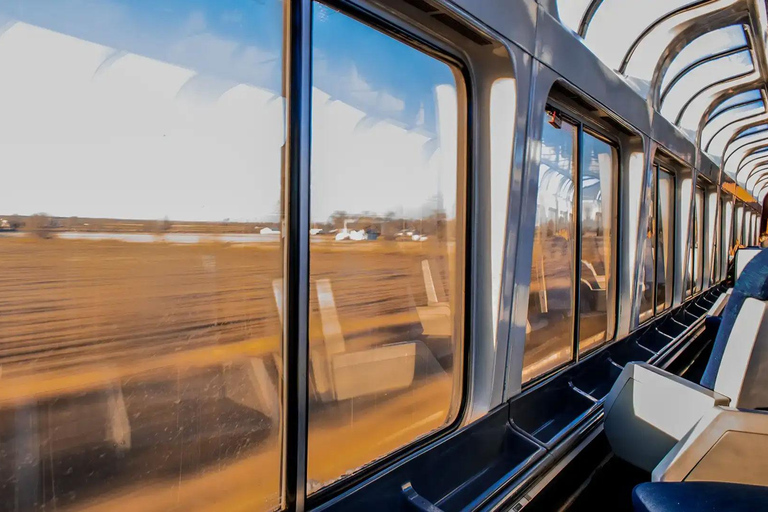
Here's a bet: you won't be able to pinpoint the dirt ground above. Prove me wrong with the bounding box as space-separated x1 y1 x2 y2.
0 235 457 511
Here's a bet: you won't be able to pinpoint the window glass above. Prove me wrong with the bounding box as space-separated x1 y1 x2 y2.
583 0 699 70
725 137 768 176
711 90 763 118
686 201 696 297
657 168 675 311
723 199 734 278
0 1 285 510
736 125 768 141
694 187 705 291
638 166 656 322
679 70 757 134
524 115 577 382
742 150 768 171
638 164 675 321
660 26 748 94
735 203 745 247
579 132 616 352
703 101 765 156
308 5 462 491
660 50 753 124
747 168 768 195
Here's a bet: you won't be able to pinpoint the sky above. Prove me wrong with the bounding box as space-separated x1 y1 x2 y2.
0 0 457 223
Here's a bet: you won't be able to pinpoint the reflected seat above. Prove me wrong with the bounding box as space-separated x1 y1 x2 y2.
310 279 431 402
604 249 768 472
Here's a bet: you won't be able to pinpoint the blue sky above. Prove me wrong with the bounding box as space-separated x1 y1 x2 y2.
0 0 458 222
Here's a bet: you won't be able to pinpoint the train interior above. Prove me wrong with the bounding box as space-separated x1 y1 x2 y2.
2 0 768 511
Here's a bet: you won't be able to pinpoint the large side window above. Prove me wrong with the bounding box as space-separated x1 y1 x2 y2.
694 185 705 292
638 166 656 322
524 107 617 383
307 4 464 491
0 1 285 509
723 198 734 270
638 164 675 321
578 132 617 353
735 202 745 247
524 114 577 381
656 168 675 312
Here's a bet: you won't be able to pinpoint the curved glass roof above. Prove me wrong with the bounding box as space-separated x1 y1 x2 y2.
660 49 753 124
582 0 703 69
555 0 768 205
660 25 749 95
710 89 763 117
702 100 766 155
735 123 768 139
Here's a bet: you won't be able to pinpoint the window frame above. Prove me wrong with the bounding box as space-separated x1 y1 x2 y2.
301 0 474 504
522 100 621 387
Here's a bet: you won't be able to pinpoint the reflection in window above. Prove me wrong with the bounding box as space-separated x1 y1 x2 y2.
308 5 462 491
524 111 617 380
579 132 616 353
0 1 285 510
524 115 577 382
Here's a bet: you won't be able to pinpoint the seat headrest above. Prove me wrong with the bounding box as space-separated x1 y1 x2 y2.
733 249 768 300
701 248 768 389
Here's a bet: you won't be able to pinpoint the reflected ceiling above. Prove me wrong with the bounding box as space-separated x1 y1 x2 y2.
556 0 768 206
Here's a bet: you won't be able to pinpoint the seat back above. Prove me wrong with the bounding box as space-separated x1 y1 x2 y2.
701 248 768 390
713 298 768 409
735 247 762 281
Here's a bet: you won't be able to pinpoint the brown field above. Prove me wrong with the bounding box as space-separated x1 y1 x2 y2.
0 234 456 511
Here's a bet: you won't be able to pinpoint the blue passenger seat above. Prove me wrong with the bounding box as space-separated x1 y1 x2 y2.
700 247 768 389
633 482 768 512
603 248 768 473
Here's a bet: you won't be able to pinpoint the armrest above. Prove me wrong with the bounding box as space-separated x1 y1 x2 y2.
604 363 730 472
706 289 731 317
654 407 768 486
